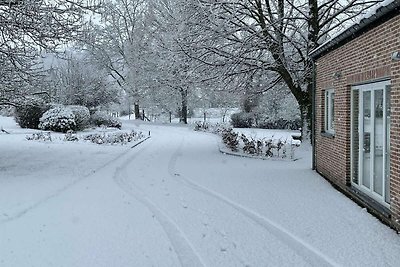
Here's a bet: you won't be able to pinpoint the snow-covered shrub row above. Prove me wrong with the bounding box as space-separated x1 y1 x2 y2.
38 106 76 133
64 130 79 142
193 121 228 134
193 121 297 159
257 118 301 131
90 111 122 129
230 112 301 130
83 130 144 145
220 130 296 159
67 105 90 130
221 128 239 152
230 112 253 128
26 132 52 142
15 98 50 129
237 134 294 159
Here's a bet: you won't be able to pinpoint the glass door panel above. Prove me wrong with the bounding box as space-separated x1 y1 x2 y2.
362 91 371 189
351 89 359 184
385 86 391 203
373 89 384 196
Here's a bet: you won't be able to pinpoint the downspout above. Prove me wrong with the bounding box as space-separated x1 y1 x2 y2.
311 60 317 170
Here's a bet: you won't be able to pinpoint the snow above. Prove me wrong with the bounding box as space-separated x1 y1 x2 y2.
1 116 400 266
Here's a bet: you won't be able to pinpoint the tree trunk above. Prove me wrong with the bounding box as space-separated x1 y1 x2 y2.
180 88 188 124
298 88 312 142
134 103 140 120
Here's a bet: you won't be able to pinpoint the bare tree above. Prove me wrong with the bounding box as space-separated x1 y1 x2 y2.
0 0 102 106
84 0 156 119
49 54 120 109
150 0 221 124
182 0 379 137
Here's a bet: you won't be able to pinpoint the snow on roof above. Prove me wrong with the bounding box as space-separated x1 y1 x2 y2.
310 0 400 59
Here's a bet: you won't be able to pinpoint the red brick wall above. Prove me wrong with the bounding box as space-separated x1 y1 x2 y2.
315 14 400 229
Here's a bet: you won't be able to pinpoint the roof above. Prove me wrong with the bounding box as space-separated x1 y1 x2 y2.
310 0 400 59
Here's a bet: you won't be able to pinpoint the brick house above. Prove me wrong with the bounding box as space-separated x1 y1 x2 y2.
310 1 400 231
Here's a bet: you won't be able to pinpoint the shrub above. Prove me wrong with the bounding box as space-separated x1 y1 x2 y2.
90 111 122 129
230 112 253 128
221 128 239 152
64 130 79 141
67 105 90 130
26 132 52 142
14 98 50 129
39 106 76 133
83 131 144 145
258 118 301 130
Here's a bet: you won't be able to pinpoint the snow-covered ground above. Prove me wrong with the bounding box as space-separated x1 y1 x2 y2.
1 116 399 266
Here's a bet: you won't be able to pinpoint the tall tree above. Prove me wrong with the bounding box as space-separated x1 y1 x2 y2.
182 0 379 137
85 0 156 119
0 0 101 106
150 0 220 123
49 54 120 109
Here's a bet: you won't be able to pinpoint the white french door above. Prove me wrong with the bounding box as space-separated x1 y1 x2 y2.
351 80 391 206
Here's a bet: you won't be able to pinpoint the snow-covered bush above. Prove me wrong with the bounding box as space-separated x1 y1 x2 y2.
0 105 14 117
64 130 79 141
221 130 297 159
90 111 122 129
67 105 90 130
257 118 301 130
241 134 257 154
26 132 52 142
83 130 144 145
221 128 239 152
193 121 228 134
15 98 50 129
39 106 76 133
231 112 253 128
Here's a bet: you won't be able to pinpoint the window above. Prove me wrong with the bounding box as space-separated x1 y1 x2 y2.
325 89 335 134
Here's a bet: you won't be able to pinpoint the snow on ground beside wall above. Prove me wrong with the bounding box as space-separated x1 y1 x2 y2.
1 116 400 266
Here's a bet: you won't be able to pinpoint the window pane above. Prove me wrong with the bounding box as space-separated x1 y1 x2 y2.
373 89 383 196
352 89 359 184
385 86 391 203
362 91 371 189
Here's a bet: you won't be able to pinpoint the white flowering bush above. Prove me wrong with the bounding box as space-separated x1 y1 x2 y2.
39 106 76 133
67 105 90 130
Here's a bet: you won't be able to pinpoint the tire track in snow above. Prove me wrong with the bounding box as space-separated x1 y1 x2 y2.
112 140 206 267
0 138 150 225
168 136 340 267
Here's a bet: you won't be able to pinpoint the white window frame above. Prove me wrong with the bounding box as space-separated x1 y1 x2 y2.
324 89 335 134
350 80 391 207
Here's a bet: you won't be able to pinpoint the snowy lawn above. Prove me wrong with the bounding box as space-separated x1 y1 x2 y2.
0 116 146 223
1 117 399 266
